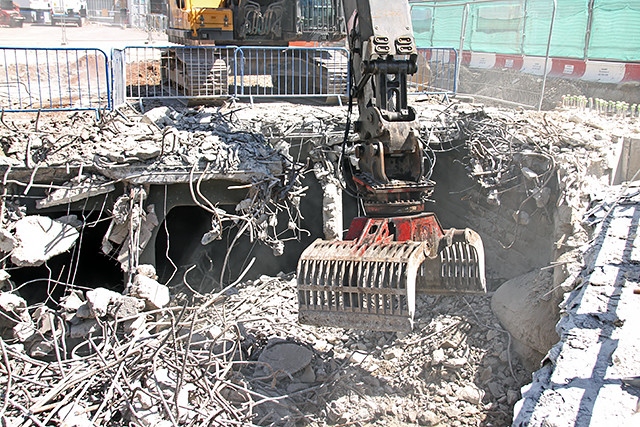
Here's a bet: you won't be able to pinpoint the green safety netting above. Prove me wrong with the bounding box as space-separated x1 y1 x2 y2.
410 0 640 62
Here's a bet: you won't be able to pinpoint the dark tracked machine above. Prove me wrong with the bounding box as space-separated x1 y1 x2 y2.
296 0 486 332
164 0 347 96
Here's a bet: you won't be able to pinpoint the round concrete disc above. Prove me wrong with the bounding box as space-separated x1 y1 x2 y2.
258 342 313 376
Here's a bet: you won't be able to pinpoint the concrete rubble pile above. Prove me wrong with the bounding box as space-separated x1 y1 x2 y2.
0 99 639 426
0 103 334 277
0 271 528 426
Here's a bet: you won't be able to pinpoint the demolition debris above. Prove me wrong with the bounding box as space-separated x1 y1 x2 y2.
0 99 639 426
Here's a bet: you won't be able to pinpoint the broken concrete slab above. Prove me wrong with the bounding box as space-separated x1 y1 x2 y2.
35 176 115 209
10 216 80 267
85 287 143 320
124 142 162 161
514 184 640 426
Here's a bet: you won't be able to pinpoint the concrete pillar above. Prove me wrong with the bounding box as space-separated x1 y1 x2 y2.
321 179 343 240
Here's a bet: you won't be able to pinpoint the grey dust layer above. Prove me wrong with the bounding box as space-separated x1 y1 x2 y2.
0 98 639 426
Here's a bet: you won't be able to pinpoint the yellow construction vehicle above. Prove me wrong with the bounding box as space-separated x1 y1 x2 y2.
163 0 348 96
167 0 344 45
167 0 234 44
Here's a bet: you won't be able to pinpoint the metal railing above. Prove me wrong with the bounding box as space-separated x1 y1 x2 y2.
116 45 350 103
232 46 349 98
0 46 458 112
409 47 458 95
114 46 237 103
0 47 111 113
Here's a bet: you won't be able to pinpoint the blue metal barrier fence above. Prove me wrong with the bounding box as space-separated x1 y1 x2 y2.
0 47 111 113
410 48 458 95
113 45 350 105
232 46 349 98
0 46 457 112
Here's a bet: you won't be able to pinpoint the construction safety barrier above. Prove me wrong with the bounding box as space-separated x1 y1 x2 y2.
463 52 640 84
0 45 458 112
115 45 456 105
112 46 237 105
410 47 458 95
114 45 350 104
0 47 111 113
232 46 349 99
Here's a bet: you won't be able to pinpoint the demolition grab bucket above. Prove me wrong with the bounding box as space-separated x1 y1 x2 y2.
297 215 486 332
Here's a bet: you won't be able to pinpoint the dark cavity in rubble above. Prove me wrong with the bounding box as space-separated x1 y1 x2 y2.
8 211 125 307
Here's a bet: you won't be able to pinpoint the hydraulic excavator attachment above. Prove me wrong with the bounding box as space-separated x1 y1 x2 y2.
297 214 485 332
296 0 486 332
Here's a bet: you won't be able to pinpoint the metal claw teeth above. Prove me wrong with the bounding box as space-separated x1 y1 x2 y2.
297 231 486 332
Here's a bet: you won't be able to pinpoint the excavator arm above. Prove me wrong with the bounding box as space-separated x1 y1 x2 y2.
296 0 486 332
341 0 431 216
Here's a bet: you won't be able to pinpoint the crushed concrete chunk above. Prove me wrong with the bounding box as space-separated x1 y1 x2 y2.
0 228 16 253
136 264 158 280
431 348 446 365
86 287 145 320
11 216 79 267
60 292 84 313
86 287 122 318
130 274 170 310
108 295 145 320
460 384 484 405
142 106 175 128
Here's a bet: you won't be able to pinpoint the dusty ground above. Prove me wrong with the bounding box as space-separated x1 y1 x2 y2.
458 65 640 110
0 97 638 426
0 22 168 50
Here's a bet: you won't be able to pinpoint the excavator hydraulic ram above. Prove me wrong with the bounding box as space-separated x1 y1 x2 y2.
297 214 486 331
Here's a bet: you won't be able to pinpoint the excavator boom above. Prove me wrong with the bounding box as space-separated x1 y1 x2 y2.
296 0 486 332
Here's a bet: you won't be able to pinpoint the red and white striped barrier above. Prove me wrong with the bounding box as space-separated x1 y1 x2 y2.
461 51 640 83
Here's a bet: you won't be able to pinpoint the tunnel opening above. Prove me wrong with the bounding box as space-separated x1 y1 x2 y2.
154 171 326 292
7 211 124 308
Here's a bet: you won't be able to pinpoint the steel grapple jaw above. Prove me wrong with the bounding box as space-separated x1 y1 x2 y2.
296 213 485 332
